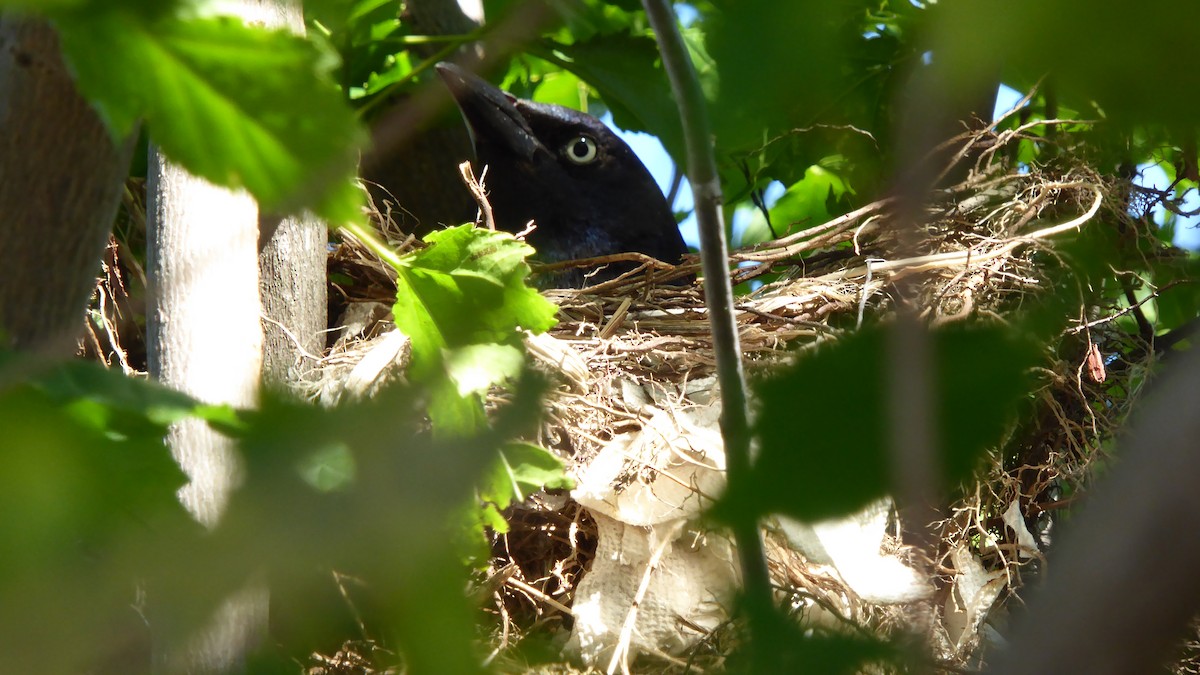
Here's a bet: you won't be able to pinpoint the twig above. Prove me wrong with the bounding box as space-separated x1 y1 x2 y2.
261 314 324 363
817 184 1104 282
1068 280 1194 335
502 575 574 616
605 519 686 675
642 0 774 662
459 161 495 231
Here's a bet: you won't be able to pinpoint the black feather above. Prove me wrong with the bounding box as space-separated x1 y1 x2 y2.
436 63 689 288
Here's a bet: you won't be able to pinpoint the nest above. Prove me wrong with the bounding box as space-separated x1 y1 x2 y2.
76 117 1169 672
298 114 1171 674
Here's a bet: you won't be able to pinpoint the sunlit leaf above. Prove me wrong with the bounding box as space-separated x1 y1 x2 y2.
391 225 557 376
478 442 572 534
445 343 525 397
55 9 366 223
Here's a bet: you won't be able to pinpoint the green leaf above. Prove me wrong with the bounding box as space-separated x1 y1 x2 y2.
531 68 588 109
2 0 179 13
297 442 356 492
0 387 189 541
428 378 488 436
197 387 494 675
391 225 558 376
740 165 850 246
1149 253 1200 332
478 442 572 534
721 323 1040 522
445 344 525 397
16 357 242 437
0 0 85 9
726 618 897 673
933 0 1200 132
0 387 199 672
54 10 366 223
708 0 890 149
496 442 574 501
34 359 194 413
390 225 557 438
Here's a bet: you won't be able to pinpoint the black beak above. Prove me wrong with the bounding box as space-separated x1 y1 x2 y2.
435 62 542 160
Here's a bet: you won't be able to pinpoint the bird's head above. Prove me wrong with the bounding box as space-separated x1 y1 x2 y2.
436 62 688 286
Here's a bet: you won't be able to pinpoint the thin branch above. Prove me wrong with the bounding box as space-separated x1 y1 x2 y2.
816 184 1104 282
640 0 774 654
605 520 685 675
665 167 685 209
458 161 494 231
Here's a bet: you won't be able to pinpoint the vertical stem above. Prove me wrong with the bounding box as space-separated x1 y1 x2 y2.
258 0 328 391
640 0 774 647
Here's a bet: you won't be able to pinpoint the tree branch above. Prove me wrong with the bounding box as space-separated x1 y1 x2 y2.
640 0 774 653
0 17 136 355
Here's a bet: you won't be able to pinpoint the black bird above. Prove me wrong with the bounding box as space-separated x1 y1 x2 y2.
435 62 689 288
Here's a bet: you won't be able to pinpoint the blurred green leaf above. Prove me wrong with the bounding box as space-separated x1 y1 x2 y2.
29 358 237 428
138 387 499 674
0 387 189 550
933 0 1200 131
722 323 1040 522
297 442 356 492
705 0 896 203
707 0 895 149
478 442 571 535
3 0 181 15
1149 253 1200 332
726 611 897 674
55 9 366 224
0 386 197 673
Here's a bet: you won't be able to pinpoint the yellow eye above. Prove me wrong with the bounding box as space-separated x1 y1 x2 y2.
563 135 599 164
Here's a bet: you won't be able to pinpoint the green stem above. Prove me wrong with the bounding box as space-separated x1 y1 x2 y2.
339 220 405 269
639 0 775 654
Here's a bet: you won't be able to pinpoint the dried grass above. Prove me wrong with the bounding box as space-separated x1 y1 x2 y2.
312 118 1148 672
75 118 1174 672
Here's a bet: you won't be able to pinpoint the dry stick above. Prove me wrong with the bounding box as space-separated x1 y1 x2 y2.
458 160 495 231
502 575 574 616
640 0 774 657
731 198 896 263
816 185 1103 283
599 297 633 340
605 519 687 675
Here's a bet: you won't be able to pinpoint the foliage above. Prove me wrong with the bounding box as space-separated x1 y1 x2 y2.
392 224 558 432
0 360 201 673
1 0 1198 672
720 323 1043 524
389 224 564 560
30 0 366 224
0 350 549 673
478 441 573 535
